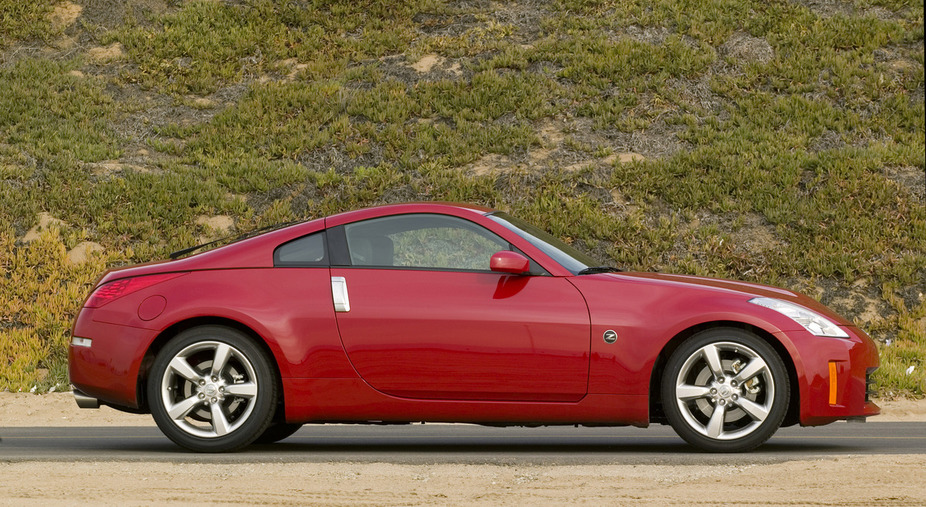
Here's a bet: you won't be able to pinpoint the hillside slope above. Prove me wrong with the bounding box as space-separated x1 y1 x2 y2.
0 0 923 395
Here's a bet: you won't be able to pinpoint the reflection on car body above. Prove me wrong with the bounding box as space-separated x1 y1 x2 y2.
69 202 879 452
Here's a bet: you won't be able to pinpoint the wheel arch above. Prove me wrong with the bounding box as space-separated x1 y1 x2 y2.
648 320 800 427
135 317 285 419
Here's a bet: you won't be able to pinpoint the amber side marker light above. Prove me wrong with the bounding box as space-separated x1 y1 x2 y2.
829 361 838 405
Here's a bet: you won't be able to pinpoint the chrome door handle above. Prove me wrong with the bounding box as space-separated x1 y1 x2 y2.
331 276 350 312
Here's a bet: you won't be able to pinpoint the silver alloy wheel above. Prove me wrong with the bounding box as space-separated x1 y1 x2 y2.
673 341 775 441
159 340 259 438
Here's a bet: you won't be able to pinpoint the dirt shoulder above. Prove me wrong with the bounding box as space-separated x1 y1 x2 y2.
1 392 924 426
0 456 924 506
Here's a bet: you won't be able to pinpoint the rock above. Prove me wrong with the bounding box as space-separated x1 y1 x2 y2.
22 213 65 243
66 241 104 265
87 43 126 64
196 215 234 235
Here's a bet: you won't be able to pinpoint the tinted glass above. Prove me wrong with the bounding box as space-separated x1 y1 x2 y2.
274 232 326 266
344 214 508 271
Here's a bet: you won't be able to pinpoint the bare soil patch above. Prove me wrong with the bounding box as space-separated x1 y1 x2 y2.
86 43 125 64
47 2 83 32
65 241 104 265
720 32 774 64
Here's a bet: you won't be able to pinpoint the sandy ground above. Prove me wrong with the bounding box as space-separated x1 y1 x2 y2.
1 394 924 506
0 456 924 506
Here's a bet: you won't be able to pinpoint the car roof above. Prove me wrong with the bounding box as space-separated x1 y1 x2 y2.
97 203 502 282
323 202 496 228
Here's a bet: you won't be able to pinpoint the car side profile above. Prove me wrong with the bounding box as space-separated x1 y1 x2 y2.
69 202 880 452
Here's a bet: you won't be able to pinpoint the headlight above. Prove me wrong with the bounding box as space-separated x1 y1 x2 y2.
749 297 850 338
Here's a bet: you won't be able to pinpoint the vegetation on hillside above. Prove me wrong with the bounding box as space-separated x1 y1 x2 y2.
0 0 923 396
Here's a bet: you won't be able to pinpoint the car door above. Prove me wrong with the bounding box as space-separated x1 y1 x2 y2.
329 213 591 402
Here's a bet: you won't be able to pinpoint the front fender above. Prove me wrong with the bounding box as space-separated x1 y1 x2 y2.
571 274 820 397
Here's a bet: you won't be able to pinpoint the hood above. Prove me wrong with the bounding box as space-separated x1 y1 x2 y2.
599 272 853 326
620 272 798 298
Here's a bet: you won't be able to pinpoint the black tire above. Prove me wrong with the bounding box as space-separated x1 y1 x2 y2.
147 326 277 452
253 422 304 444
660 328 789 452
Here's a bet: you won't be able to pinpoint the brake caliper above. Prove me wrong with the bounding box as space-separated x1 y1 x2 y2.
731 359 762 394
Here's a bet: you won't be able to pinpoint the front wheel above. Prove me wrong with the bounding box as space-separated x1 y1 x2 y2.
661 328 789 452
147 326 277 452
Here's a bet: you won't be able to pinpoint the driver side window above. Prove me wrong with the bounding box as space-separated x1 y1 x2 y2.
343 214 509 271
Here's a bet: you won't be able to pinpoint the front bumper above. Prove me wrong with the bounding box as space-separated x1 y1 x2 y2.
789 325 881 426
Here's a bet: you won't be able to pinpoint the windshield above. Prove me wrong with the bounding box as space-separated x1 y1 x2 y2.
488 212 601 275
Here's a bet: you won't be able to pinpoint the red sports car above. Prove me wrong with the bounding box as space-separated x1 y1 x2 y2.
69 202 880 452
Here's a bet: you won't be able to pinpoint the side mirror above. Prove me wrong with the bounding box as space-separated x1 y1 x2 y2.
490 251 531 275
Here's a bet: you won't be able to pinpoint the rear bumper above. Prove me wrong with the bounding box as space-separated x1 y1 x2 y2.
792 325 881 426
68 310 157 410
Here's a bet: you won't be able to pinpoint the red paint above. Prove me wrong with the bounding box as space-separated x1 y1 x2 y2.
137 295 167 321
283 378 650 426
489 250 531 274
331 268 589 401
70 202 880 433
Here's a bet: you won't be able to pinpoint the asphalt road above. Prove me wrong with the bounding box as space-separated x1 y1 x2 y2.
1 422 923 465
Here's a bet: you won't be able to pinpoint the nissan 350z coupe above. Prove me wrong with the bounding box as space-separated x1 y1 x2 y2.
69 202 880 452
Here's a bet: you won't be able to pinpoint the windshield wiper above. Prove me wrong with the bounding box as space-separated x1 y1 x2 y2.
169 221 298 260
577 266 623 275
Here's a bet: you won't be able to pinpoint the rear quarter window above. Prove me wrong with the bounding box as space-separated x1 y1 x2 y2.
273 232 327 266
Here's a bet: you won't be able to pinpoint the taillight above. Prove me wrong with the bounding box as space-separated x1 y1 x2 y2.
84 272 188 308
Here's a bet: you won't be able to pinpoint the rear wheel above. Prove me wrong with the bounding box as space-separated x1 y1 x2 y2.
147 326 277 452
661 328 789 452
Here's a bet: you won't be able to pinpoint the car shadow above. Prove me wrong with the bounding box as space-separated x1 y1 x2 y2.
1 426 884 463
